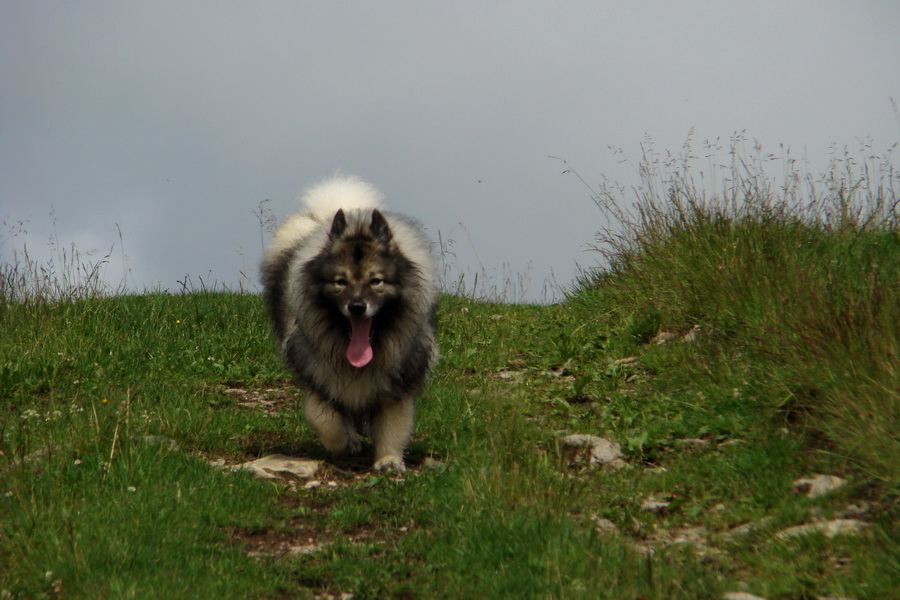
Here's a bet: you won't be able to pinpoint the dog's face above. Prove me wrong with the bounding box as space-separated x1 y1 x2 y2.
317 209 403 367
322 209 401 319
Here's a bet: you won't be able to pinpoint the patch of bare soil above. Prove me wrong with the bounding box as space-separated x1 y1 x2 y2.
221 380 297 417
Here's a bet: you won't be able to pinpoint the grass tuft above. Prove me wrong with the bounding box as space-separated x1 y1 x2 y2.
574 134 899 493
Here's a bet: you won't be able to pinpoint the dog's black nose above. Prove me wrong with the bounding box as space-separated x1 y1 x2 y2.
347 301 367 316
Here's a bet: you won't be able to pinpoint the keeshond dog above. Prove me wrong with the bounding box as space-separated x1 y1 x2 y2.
261 175 438 472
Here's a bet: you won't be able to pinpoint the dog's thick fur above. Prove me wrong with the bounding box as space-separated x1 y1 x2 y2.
260 176 438 471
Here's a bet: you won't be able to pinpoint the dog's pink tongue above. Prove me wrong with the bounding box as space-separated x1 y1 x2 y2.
347 316 374 368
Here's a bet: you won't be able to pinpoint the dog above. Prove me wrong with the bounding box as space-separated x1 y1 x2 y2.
260 175 438 471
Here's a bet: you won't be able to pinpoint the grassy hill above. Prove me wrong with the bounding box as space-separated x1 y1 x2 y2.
2 143 898 598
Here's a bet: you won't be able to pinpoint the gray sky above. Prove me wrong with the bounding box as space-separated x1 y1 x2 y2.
2 1 899 302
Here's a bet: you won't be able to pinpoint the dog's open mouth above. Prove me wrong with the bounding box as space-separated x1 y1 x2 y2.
347 316 374 368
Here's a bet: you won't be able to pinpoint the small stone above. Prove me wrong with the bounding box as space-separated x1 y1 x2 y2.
612 356 639 366
682 325 701 342
840 502 871 519
650 331 676 344
722 593 769 600
288 544 322 556
792 474 847 498
561 434 603 449
592 517 620 535
560 434 625 468
775 519 868 540
228 454 322 480
641 497 671 513
497 369 525 381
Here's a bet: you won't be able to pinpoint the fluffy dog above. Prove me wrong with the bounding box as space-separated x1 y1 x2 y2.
261 176 438 471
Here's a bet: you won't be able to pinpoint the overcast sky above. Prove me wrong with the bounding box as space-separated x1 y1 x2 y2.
2 1 899 302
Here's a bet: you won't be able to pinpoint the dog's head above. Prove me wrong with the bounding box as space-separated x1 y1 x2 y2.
320 209 405 367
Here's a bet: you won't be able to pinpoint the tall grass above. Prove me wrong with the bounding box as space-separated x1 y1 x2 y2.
0 234 117 303
575 132 899 492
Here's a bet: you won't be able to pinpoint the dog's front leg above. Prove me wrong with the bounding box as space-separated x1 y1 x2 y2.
303 392 361 455
371 396 414 472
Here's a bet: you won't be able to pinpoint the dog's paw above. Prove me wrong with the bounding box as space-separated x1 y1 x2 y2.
373 455 406 473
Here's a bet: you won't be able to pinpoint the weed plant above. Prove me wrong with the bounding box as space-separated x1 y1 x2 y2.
1 136 898 598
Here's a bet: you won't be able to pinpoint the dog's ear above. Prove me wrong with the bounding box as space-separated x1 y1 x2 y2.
330 209 347 238
370 210 393 245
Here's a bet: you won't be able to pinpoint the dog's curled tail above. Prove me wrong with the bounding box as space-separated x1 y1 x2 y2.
301 174 385 221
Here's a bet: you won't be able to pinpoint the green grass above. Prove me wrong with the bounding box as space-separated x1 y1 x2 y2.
2 139 898 598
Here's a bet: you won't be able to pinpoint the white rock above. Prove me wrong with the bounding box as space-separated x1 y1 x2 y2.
228 454 322 480
561 434 603 448
592 517 620 535
650 331 676 344
560 434 625 467
723 593 768 600
682 325 701 342
792 474 847 498
775 519 868 540
840 502 871 519
612 356 639 366
641 497 671 513
288 544 322 556
497 369 525 381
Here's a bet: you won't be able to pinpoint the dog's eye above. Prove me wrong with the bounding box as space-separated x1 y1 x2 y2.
369 277 384 286
334 277 348 287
